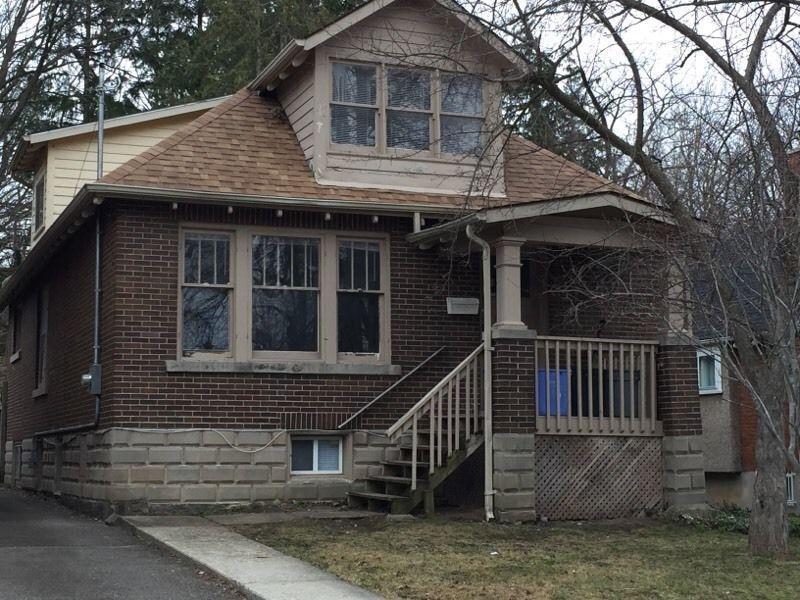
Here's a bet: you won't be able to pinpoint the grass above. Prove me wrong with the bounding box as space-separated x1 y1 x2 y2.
235 515 800 599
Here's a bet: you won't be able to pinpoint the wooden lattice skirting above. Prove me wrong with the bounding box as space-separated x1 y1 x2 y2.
535 436 662 520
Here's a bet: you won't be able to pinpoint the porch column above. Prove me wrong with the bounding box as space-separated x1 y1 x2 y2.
493 237 526 330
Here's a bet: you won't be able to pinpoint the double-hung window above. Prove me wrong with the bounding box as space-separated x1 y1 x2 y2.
252 235 320 355
338 240 383 355
331 62 377 147
439 73 484 155
181 231 233 356
34 287 48 393
697 347 722 394
386 68 431 151
330 60 485 157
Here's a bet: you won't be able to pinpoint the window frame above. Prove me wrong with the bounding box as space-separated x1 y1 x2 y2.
177 224 391 366
696 346 723 395
438 72 485 157
33 286 48 397
32 168 46 238
327 56 486 160
9 305 21 363
250 232 323 362
788 472 796 506
290 436 343 475
178 227 236 361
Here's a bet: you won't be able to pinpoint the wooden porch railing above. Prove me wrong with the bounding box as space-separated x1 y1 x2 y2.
534 336 661 436
386 343 485 491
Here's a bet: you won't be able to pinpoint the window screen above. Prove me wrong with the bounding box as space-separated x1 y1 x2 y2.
440 73 484 155
387 68 431 150
252 236 319 352
331 63 377 146
182 232 232 353
338 240 381 354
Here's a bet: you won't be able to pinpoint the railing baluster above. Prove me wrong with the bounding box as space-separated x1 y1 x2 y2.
598 342 604 433
577 340 583 433
629 343 635 433
555 339 561 432
455 371 461 450
447 378 453 457
566 340 572 432
437 388 443 467
587 342 593 433
465 358 471 440
650 346 657 433
473 357 479 433
429 395 435 474
412 414 418 491
639 343 646 434
618 342 625 434
545 339 551 433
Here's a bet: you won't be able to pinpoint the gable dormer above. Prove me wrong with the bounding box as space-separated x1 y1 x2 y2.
254 0 525 198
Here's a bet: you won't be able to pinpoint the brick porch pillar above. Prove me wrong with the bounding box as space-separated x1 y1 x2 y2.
657 343 708 509
491 330 538 522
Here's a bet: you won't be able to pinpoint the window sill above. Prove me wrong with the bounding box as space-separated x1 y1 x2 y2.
165 360 401 376
9 351 20 364
699 388 723 396
31 386 47 399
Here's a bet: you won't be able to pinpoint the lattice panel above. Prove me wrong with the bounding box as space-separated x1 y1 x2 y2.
535 436 662 520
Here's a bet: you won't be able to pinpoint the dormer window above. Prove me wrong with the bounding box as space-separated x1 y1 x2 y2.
331 62 377 146
329 60 484 157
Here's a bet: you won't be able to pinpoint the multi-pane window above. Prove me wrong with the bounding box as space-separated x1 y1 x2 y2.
34 287 48 390
252 236 319 353
331 62 377 146
33 172 45 233
387 68 431 150
338 240 382 354
181 232 232 355
291 438 342 474
697 347 722 394
440 73 483 155
331 61 485 156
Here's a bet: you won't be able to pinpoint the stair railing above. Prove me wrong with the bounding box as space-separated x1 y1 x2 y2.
386 343 485 491
337 346 446 430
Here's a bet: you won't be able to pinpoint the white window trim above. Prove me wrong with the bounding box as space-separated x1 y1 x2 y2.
326 56 486 160
697 346 723 395
787 472 796 506
177 224 391 366
290 437 343 475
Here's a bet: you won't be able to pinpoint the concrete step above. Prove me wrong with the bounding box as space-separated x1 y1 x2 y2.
348 490 409 502
382 459 430 469
366 474 414 485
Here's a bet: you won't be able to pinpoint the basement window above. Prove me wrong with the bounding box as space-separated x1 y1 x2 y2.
697 347 722 395
291 438 342 474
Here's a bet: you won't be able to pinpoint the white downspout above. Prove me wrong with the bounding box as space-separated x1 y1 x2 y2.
466 223 494 521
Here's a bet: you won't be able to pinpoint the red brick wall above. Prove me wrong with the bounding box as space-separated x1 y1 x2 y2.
99 201 482 430
492 338 537 433
656 345 703 436
5 210 112 440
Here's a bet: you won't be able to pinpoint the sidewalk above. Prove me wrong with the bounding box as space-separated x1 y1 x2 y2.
123 515 382 600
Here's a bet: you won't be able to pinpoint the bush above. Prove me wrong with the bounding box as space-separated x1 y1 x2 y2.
675 504 800 537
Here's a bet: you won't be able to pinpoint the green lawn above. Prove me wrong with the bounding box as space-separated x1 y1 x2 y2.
235 516 800 599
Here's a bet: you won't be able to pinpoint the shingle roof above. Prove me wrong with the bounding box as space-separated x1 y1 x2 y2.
101 89 640 210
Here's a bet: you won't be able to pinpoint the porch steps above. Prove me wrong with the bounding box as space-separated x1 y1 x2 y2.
347 490 409 502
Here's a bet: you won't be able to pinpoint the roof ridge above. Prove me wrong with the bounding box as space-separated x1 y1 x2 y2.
101 89 253 185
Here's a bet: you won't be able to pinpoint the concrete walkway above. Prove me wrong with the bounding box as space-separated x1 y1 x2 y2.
0 489 240 600
124 515 382 600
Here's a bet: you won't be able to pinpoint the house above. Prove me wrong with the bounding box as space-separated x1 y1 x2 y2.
694 148 800 515
1 0 708 521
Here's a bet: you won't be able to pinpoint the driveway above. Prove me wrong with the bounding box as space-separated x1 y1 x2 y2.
0 488 242 600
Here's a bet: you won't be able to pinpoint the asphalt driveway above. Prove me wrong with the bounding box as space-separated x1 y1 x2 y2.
0 488 241 600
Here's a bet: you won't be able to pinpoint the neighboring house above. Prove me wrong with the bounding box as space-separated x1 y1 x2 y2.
696 148 800 515
2 0 707 521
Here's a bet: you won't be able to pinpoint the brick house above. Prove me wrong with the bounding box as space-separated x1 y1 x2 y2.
1 0 708 520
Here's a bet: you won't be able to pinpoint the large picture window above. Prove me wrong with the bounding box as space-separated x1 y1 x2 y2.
181 231 232 356
330 60 485 157
177 227 389 365
252 236 319 353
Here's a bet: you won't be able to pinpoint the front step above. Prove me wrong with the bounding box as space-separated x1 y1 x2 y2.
366 474 414 485
348 490 408 502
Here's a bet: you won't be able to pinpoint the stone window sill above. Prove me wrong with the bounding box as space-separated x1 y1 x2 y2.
165 360 402 376
31 385 47 399
9 350 20 364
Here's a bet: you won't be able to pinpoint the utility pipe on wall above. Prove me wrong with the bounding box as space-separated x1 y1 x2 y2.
466 223 495 522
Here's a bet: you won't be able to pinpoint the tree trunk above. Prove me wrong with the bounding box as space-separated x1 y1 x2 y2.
748 404 788 556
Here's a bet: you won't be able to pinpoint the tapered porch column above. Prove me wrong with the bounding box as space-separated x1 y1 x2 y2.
493 237 527 330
